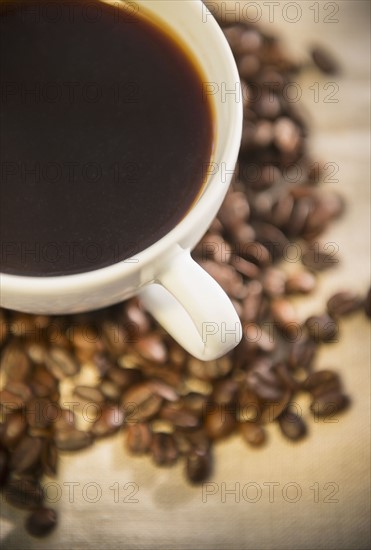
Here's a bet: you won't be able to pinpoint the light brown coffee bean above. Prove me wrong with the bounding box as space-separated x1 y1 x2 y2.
122 383 163 422
91 406 124 438
1 342 31 382
1 412 27 449
205 406 236 440
187 356 233 381
45 346 79 379
240 421 266 446
73 385 105 405
159 404 200 429
271 298 299 337
286 271 316 295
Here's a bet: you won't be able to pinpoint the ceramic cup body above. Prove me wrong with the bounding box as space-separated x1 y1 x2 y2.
0 0 243 360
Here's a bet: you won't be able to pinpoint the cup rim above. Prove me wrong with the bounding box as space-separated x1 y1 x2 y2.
0 0 243 294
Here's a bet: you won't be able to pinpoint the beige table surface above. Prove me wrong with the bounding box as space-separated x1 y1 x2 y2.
1 1 370 549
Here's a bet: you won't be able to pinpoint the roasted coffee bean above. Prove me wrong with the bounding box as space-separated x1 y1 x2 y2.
205 405 236 440
91 406 124 438
25 507 58 538
122 383 163 422
211 380 238 406
240 421 266 446
1 343 31 382
302 247 339 271
311 46 340 75
1 412 28 448
100 379 122 402
67 324 103 362
278 410 307 441
26 398 58 429
186 447 212 484
0 388 27 411
310 392 350 417
288 336 317 371
187 356 232 380
10 436 42 474
286 271 316 295
326 291 363 318
305 314 338 343
230 255 261 279
149 380 179 402
106 365 142 390
5 477 44 510
123 300 151 338
134 333 168 363
303 370 342 396
246 358 285 402
199 260 245 298
182 393 208 417
45 346 79 379
73 385 105 405
270 298 300 337
102 320 128 355
159 404 199 429
126 423 152 455
151 433 178 466
261 267 287 298
241 280 263 323
261 389 292 423
0 310 8 345
218 192 250 231
54 408 76 433
54 429 93 452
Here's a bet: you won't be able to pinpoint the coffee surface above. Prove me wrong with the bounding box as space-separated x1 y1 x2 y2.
0 1 213 276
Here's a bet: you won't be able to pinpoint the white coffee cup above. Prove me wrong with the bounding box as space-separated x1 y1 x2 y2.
0 0 243 360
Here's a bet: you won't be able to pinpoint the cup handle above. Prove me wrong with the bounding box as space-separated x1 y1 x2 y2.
139 250 242 360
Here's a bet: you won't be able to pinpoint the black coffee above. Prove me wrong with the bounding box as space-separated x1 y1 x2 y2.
0 1 213 276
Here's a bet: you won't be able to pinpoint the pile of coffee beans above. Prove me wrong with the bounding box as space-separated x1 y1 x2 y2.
1 20 370 539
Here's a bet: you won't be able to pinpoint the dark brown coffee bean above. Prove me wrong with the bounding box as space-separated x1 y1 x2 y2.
194 233 232 264
288 336 317 371
186 447 212 484
237 389 262 422
91 406 124 438
242 322 276 354
230 255 261 279
151 433 178 466
73 385 105 405
261 389 292 423
0 389 27 412
326 291 363 317
31 365 59 396
310 392 350 417
5 477 44 510
302 246 339 271
122 383 163 422
0 449 9 487
1 343 31 382
218 192 250 230
311 46 340 75
240 421 266 446
54 407 76 433
26 398 58 429
305 314 338 343
159 404 199 429
106 365 142 390
211 380 238 406
134 333 168 363
278 410 307 441
45 346 79 379
25 508 58 538
1 412 27 448
286 271 316 295
126 423 152 455
199 260 245 298
182 393 208 417
10 436 42 474
303 370 342 396
205 405 236 440
270 193 295 228
245 359 284 402
54 429 93 452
